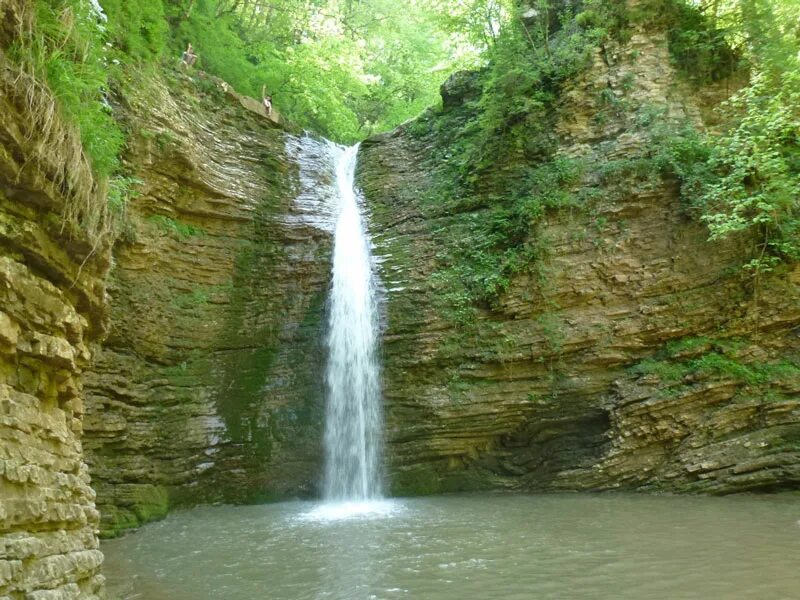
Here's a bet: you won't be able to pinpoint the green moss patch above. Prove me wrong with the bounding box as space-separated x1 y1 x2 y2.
630 336 800 399
148 214 208 239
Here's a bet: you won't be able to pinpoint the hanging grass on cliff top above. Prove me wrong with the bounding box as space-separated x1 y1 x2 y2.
29 1 124 179
3 0 127 243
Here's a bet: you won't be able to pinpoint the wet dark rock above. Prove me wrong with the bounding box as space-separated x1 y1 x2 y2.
440 70 483 111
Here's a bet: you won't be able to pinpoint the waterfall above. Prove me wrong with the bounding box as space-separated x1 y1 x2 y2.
322 143 384 504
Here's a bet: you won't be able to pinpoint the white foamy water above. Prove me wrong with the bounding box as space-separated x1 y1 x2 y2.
322 144 384 507
301 499 400 523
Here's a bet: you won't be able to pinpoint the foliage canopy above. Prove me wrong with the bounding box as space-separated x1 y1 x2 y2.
95 0 509 142
18 0 800 279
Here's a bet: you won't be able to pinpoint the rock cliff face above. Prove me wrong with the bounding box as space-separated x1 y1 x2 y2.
0 3 108 596
1 24 335 594
358 27 800 496
82 75 336 536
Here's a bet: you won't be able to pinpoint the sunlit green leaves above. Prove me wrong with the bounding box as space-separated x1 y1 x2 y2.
696 0 800 272
156 0 497 141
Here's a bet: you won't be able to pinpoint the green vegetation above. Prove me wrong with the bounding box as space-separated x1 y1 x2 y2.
99 0 169 61
404 0 635 310
171 283 234 310
406 0 799 317
99 484 169 538
700 64 800 275
94 0 504 142
631 336 800 392
11 0 507 239
631 358 691 382
149 215 207 239
645 0 800 276
19 0 125 179
626 0 741 83
172 288 211 310
4 0 129 241
11 0 798 273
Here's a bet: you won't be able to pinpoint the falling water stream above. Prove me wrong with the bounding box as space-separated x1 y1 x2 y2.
283 137 386 509
321 144 384 509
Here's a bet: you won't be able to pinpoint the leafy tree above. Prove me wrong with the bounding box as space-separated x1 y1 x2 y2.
113 0 495 141
697 0 800 273
100 0 169 59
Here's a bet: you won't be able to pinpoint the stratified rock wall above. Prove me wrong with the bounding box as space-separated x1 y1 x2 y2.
359 28 800 495
82 76 335 536
0 3 108 596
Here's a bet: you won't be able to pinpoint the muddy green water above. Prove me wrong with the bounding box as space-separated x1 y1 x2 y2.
103 493 800 600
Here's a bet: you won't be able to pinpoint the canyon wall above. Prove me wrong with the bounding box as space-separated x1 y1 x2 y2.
1 32 334 596
0 3 108 595
359 26 800 496
82 75 335 537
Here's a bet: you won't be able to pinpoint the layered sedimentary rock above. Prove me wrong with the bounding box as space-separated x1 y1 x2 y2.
359 27 800 495
82 75 335 536
0 4 109 596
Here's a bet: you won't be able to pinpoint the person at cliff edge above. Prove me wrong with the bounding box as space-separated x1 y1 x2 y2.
181 43 197 68
262 85 273 117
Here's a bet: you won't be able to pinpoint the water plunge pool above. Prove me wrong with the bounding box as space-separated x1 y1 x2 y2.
103 493 800 599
